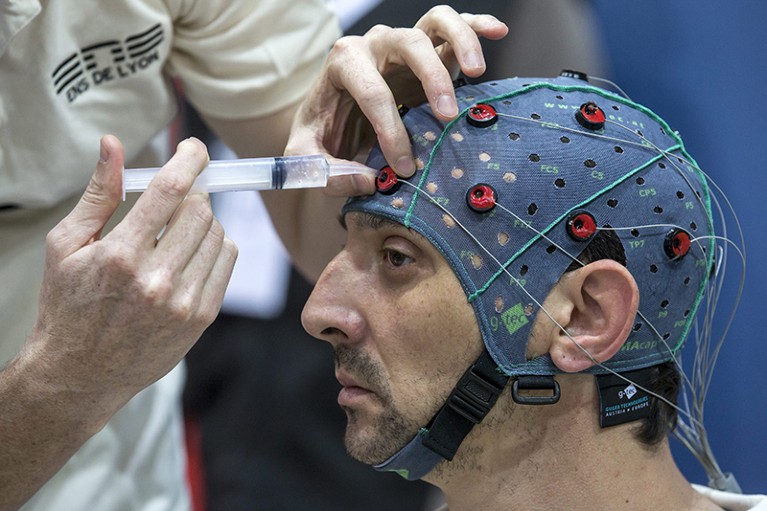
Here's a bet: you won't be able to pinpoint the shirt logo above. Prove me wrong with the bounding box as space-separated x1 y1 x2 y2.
51 24 165 103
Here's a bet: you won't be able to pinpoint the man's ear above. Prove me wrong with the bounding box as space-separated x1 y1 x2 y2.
537 259 639 373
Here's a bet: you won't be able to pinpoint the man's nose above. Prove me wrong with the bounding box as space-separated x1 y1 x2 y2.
301 254 366 346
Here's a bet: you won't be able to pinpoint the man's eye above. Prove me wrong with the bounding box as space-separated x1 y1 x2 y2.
383 249 412 268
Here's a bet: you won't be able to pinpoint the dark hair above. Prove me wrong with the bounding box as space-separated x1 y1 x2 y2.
565 228 680 446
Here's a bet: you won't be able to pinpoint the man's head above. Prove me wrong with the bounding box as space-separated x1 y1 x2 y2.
302 74 714 480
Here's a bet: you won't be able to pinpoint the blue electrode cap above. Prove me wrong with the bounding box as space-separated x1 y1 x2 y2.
344 75 715 377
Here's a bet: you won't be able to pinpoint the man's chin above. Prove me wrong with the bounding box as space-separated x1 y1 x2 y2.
343 414 415 465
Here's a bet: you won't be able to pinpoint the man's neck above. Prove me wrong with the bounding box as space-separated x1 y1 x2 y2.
423 375 721 511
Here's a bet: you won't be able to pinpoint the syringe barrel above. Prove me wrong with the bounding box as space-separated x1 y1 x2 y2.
272 155 329 189
122 154 329 197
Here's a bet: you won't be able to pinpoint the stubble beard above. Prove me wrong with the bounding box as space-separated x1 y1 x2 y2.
334 344 422 465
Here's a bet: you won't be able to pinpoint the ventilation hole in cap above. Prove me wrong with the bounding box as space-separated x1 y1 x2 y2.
684 276 691 286
529 153 540 162
528 203 538 215
508 132 520 141
531 113 541 120
560 136 570 143
636 177 645 185
471 254 483 269
612 105 620 111
546 244 557 254
654 206 664 214
633 323 642 331
690 222 697 231
554 178 566 188
631 229 640 237
503 100 512 105
520 265 528 276
498 231 510 246
424 131 436 141
661 299 669 308
426 182 439 194
663 333 671 340
479 152 491 162
684 309 690 317
636 129 644 137
391 197 405 209
451 133 465 142
677 191 685 199
660 127 666 135
659 162 666 169
556 95 564 100
442 214 456 228
650 264 658 273
495 296 504 313
614 146 624 154
584 159 596 168
451 167 464 179
503 172 517 183
524 304 535 316
607 199 618 208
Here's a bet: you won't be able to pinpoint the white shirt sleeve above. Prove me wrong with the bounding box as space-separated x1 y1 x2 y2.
166 0 341 119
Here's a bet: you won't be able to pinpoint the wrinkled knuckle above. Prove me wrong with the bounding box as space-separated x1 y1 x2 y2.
100 244 138 277
397 27 427 46
140 271 174 307
156 173 189 199
329 35 361 58
168 295 197 324
365 24 391 38
187 196 214 227
44 228 65 256
197 305 219 329
223 237 238 260
209 218 225 242
428 4 456 17
375 123 402 145
356 80 390 106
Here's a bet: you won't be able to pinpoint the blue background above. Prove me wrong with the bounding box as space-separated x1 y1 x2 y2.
594 0 766 493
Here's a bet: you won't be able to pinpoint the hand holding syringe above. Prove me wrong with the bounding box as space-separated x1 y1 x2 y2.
122 154 373 199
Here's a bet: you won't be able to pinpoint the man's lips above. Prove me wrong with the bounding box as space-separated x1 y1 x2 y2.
336 372 375 406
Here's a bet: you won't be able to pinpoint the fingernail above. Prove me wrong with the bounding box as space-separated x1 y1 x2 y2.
437 94 458 118
464 50 484 70
99 141 109 163
396 156 416 177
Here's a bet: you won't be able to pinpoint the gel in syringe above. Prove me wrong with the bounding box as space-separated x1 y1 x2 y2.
123 154 370 199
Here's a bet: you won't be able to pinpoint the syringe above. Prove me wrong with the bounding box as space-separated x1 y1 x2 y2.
122 154 372 200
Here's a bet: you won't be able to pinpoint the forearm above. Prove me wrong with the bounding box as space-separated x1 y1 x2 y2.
0 345 118 511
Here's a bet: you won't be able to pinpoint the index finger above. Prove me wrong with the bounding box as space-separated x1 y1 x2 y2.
120 138 210 244
415 8 509 78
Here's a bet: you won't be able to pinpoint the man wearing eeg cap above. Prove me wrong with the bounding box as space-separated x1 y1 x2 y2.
301 73 767 510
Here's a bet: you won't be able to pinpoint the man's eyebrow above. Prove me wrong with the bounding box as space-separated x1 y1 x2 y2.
338 212 407 232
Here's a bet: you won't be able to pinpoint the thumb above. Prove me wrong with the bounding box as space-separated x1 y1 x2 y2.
53 135 125 256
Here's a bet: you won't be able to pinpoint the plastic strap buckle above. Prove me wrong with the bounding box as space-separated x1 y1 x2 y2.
422 350 508 460
448 366 505 424
511 375 561 405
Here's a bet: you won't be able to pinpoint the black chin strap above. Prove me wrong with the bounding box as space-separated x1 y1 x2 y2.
421 349 509 461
